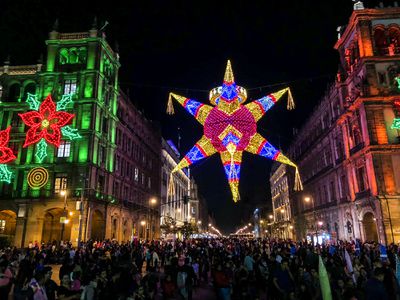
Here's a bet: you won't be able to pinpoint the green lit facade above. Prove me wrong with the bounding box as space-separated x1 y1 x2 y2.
0 26 121 246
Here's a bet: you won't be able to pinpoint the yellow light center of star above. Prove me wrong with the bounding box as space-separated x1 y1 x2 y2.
41 119 50 128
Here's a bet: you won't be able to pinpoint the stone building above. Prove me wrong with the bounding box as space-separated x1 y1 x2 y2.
0 24 161 246
114 91 161 240
287 4 400 244
160 139 190 229
270 163 294 239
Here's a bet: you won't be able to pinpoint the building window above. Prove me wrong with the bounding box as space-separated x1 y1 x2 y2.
134 168 139 182
141 173 145 185
340 175 348 199
64 79 77 95
148 177 151 189
54 174 67 193
356 166 367 192
0 220 5 233
191 207 195 214
115 156 120 172
57 141 71 157
98 175 105 192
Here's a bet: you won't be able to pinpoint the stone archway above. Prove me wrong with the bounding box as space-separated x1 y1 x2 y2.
0 210 16 239
91 210 105 241
42 208 71 243
362 212 378 242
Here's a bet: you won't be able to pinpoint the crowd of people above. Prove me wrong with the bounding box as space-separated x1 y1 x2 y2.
0 238 398 300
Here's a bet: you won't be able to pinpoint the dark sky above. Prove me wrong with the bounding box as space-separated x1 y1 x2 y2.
0 0 387 233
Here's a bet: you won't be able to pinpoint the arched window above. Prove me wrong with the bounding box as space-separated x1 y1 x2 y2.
59 48 69 64
352 125 362 146
22 82 36 102
388 26 400 55
374 27 387 55
346 221 352 233
78 47 87 64
69 48 79 64
7 83 20 102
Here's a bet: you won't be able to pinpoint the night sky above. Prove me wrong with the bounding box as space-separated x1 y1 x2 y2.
0 0 387 233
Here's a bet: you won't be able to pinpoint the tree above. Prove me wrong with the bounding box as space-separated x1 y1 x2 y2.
160 215 177 235
180 221 198 239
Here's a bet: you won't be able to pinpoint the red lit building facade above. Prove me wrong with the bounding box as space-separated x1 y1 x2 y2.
115 91 161 240
288 5 400 244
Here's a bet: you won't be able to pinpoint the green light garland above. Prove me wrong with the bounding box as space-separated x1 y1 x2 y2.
26 93 40 110
35 139 48 162
61 126 82 140
56 94 74 110
0 164 13 183
391 118 400 130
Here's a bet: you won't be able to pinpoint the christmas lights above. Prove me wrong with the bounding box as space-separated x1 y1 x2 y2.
19 94 79 163
0 165 12 183
391 118 400 129
0 127 16 164
56 94 73 110
0 127 16 183
61 126 82 140
19 94 75 147
26 93 40 110
27 167 49 189
35 139 48 162
167 60 302 202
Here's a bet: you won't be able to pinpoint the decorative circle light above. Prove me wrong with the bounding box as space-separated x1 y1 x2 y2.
27 167 49 189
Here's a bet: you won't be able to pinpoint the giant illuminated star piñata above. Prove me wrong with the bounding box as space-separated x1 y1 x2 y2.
167 60 303 202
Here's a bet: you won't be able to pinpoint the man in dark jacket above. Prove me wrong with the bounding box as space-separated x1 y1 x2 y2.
365 267 389 300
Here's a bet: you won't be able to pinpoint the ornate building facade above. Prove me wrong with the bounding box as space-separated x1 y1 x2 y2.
115 91 161 240
270 163 294 239
160 139 190 229
0 25 161 246
287 4 400 244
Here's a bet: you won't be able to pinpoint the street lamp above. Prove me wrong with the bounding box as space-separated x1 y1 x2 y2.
304 196 317 244
140 220 146 239
60 188 68 242
148 198 157 240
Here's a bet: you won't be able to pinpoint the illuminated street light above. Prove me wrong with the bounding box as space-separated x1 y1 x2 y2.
150 198 157 205
60 190 66 196
69 211 74 216
260 220 264 224
318 221 323 226
304 197 311 202
280 209 285 214
289 225 293 229
140 220 146 226
248 223 251 226
269 215 273 219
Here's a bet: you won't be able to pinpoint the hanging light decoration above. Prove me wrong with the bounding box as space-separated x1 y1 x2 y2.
167 60 302 202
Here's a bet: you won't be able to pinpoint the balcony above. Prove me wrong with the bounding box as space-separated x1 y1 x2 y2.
350 142 365 156
355 189 370 200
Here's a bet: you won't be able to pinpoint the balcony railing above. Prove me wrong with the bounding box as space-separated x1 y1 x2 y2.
350 142 365 156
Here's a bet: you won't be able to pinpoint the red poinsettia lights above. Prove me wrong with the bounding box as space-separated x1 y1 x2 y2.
19 94 75 147
0 127 16 164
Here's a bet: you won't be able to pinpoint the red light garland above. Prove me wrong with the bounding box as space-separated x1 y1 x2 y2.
0 127 16 164
19 94 75 148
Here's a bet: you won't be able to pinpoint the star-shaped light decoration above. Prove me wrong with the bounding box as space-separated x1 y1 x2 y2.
0 127 16 183
19 94 76 162
167 60 303 202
